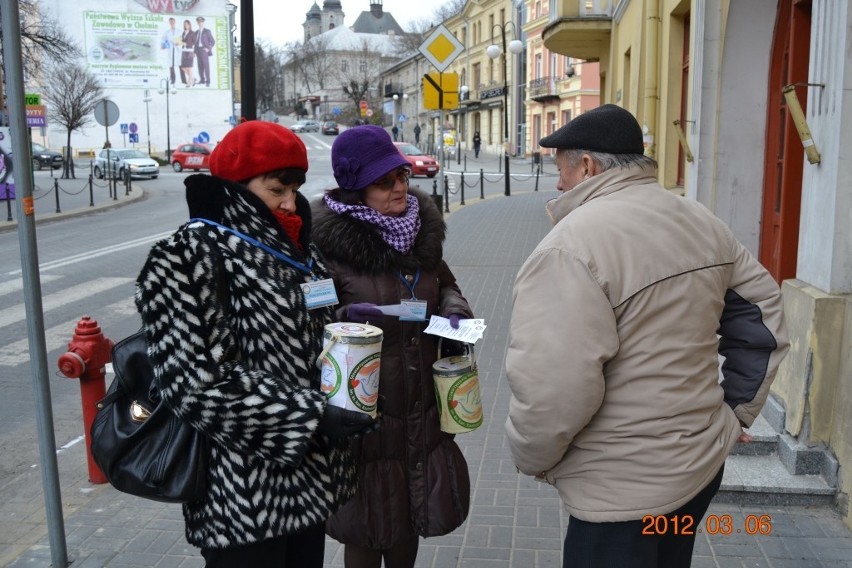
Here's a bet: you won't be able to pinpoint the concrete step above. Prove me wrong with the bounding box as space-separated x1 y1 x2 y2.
729 414 778 456
716 453 837 507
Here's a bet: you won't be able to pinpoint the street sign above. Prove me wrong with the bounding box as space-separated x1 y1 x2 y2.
94 99 120 127
198 131 210 143
333 107 341 115
25 93 41 106
25 105 47 128
359 100 368 110
423 72 459 110
129 133 139 143
229 115 237 126
418 24 465 72
129 122 138 134
120 123 129 134
398 114 407 123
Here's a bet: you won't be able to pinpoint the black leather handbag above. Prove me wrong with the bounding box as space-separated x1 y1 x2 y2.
90 330 208 503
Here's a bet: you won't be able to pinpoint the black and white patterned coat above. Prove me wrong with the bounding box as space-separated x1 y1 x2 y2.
135 174 356 549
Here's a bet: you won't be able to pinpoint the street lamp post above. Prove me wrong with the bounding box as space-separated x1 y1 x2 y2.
487 23 523 196
393 92 408 139
142 89 152 157
158 78 177 162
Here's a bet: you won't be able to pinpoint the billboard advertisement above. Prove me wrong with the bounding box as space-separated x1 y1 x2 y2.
83 10 230 90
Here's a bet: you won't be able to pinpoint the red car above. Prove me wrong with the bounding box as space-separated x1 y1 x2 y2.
393 142 439 178
171 143 211 172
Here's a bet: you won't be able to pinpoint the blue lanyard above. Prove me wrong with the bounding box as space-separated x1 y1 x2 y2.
398 268 420 300
190 218 316 278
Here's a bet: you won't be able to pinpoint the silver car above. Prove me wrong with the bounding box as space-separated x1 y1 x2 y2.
93 148 160 179
288 120 321 133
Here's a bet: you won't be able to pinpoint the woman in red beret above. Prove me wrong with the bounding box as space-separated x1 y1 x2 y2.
134 120 375 567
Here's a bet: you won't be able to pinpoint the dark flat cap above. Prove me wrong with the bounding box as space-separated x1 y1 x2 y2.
539 104 644 154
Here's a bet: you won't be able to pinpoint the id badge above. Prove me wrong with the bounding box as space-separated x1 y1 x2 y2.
399 299 428 321
302 278 339 310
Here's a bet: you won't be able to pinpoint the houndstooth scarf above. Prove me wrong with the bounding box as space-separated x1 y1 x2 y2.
323 194 421 254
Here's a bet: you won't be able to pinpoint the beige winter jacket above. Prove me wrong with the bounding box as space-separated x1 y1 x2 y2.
505 163 789 523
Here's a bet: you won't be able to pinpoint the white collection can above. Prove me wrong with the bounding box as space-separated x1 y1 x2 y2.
319 322 383 418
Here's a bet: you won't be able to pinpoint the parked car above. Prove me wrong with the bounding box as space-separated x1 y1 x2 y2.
393 142 439 178
93 148 159 179
31 143 64 170
321 121 339 135
288 120 321 133
171 143 211 172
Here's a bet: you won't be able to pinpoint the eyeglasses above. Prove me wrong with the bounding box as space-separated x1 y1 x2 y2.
372 168 411 190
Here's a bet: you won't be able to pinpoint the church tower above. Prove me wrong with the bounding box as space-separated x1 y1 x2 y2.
303 2 322 41
322 0 345 32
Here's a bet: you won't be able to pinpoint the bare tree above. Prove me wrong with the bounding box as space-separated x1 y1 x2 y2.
300 35 334 92
337 37 395 117
0 0 79 83
41 63 103 179
255 41 288 114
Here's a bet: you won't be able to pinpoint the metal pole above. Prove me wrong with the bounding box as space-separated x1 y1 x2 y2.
501 27 511 197
54 178 61 213
162 79 172 162
0 1 68 565
144 90 152 156
241 0 257 121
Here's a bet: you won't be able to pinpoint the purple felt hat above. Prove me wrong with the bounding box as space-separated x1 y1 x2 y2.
331 125 410 190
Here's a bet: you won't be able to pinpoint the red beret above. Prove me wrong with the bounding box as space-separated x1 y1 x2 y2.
210 120 308 182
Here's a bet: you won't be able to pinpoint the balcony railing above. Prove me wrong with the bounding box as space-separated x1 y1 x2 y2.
383 83 403 98
549 0 613 23
528 76 559 100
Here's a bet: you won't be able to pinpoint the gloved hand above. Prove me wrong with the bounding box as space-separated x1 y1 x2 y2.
346 302 383 323
449 314 464 329
317 404 377 441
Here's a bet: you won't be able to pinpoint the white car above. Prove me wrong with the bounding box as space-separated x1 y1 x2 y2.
288 120 321 133
93 148 159 179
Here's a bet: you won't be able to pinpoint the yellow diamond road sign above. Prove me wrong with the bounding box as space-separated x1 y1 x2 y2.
419 24 465 72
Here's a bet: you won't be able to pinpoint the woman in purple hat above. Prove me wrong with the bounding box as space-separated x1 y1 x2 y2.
312 124 474 568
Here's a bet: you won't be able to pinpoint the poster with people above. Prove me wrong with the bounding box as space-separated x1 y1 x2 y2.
82 10 229 90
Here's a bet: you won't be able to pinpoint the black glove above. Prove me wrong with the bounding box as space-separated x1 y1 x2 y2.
346 303 383 323
317 404 377 441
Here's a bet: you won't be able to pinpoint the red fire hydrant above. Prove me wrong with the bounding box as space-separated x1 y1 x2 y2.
57 316 114 484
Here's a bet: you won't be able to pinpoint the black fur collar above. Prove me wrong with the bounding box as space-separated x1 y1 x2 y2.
184 173 313 249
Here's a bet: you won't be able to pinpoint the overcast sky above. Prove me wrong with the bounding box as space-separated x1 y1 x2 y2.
229 0 436 47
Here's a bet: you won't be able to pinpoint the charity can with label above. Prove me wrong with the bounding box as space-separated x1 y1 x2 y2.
433 345 483 433
319 322 383 418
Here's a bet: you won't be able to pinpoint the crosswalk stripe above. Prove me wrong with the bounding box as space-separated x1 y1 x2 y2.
0 275 61 298
0 296 137 367
6 231 172 275
0 277 133 330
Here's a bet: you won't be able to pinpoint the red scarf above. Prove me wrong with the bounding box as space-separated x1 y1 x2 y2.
272 210 304 251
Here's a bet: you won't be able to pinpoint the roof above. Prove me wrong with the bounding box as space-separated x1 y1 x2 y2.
351 5 405 35
307 24 401 57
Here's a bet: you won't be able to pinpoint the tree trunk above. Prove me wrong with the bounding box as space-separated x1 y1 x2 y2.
62 130 75 179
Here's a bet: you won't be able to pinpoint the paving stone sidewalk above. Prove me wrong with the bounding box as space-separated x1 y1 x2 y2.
5 187 851 567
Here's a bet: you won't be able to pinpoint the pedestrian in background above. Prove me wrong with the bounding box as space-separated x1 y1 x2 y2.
505 104 789 568
313 124 474 568
413 123 421 145
472 131 481 158
391 124 399 141
135 121 374 567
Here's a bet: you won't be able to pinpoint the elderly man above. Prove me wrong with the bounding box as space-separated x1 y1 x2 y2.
505 104 789 568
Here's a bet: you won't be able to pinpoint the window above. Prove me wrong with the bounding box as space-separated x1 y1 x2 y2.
360 61 368 73
341 61 348 73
